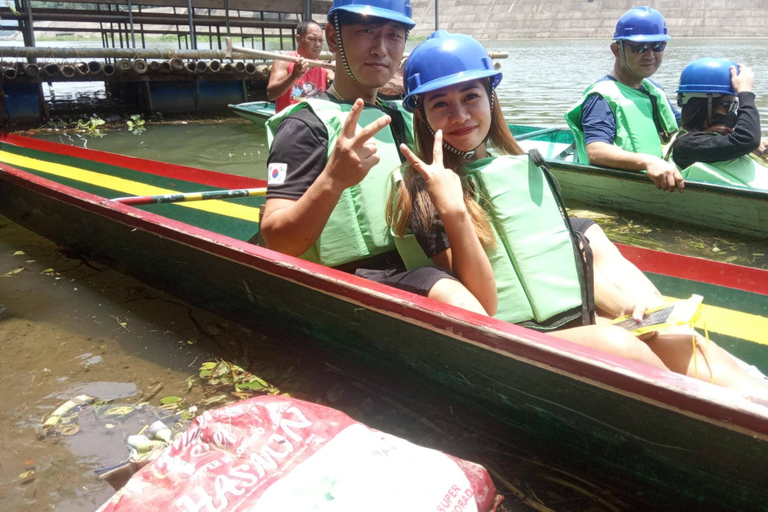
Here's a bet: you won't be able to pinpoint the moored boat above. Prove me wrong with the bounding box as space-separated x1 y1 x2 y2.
228 100 768 239
510 125 768 239
2 133 768 510
229 101 275 124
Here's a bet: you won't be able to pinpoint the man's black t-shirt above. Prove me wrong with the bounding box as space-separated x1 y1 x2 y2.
672 92 762 170
266 106 329 200
266 94 411 200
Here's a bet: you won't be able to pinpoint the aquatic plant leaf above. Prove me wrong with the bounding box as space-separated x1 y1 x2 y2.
60 424 80 436
236 378 268 391
199 394 228 406
160 396 181 405
104 406 135 417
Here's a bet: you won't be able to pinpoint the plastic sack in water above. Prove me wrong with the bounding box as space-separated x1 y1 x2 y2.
97 395 501 512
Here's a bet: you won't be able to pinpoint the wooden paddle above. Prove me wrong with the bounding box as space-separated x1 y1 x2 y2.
225 38 335 71
111 187 267 206
751 149 768 166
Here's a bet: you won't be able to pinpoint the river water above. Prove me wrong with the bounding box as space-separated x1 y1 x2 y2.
2 38 768 511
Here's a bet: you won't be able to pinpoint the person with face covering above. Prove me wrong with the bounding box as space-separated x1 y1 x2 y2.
267 20 334 113
565 6 684 193
388 30 768 400
669 58 768 189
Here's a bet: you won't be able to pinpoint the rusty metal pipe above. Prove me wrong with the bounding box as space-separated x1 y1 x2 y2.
60 64 76 78
132 59 148 74
117 59 132 73
24 63 39 77
43 63 59 76
169 58 184 71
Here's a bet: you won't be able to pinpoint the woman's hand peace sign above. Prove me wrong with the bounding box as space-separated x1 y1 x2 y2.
399 130 467 218
324 98 391 190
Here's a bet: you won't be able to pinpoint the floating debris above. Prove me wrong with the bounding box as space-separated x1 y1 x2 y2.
41 395 95 434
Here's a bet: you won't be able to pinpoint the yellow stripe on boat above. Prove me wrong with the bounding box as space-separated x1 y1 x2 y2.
665 296 768 346
0 151 260 222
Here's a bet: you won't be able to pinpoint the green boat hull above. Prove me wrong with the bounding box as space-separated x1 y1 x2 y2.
229 101 275 125
511 125 768 239
4 134 768 510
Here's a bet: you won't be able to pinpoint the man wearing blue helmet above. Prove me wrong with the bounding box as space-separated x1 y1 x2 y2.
260 1 421 278
565 6 684 193
670 59 768 188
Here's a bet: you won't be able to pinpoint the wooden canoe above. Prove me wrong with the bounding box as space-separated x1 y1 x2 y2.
2 133 768 510
510 125 768 239
227 101 768 239
229 101 275 124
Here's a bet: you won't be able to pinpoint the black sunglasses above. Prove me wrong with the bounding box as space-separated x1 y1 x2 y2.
623 41 667 54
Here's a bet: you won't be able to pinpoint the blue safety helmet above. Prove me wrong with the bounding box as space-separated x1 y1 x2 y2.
613 6 670 42
327 0 415 29
677 58 738 96
402 30 502 113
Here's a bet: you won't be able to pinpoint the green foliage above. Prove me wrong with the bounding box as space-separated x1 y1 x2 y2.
126 114 146 135
76 116 105 137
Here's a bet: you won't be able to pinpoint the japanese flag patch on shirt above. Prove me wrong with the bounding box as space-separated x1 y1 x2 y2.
268 163 287 185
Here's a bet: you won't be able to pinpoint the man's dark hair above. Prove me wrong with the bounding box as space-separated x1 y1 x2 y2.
680 96 730 131
296 19 321 37
680 98 708 132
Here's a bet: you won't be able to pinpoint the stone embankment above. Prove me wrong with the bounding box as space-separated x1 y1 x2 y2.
410 0 768 39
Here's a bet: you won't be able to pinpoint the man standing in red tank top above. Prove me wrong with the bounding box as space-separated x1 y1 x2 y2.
267 20 333 113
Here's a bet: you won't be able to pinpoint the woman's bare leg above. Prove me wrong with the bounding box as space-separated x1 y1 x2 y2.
645 327 768 398
585 224 664 308
428 277 488 316
550 324 668 370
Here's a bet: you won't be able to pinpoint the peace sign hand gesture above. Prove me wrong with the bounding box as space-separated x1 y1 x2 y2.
399 130 467 218
325 98 391 190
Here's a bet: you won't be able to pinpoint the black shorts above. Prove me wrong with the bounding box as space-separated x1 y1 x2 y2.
569 217 596 236
356 265 456 297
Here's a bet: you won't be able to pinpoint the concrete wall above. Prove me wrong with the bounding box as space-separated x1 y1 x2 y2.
410 0 768 39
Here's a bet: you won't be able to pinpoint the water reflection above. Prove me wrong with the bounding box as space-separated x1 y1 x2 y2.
491 38 768 134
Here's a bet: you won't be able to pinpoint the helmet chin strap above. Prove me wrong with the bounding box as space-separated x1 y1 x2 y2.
332 13 357 82
418 83 494 160
618 41 643 82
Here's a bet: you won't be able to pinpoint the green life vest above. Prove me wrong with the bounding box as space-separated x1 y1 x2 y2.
565 78 679 163
668 131 768 190
266 98 413 267
392 155 584 330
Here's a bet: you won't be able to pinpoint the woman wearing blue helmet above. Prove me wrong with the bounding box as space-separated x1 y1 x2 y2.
388 31 768 398
670 58 768 189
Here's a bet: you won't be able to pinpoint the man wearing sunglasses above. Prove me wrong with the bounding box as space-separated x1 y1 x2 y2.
566 6 684 193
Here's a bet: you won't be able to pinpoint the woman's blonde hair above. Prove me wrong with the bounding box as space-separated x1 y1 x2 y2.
387 84 524 249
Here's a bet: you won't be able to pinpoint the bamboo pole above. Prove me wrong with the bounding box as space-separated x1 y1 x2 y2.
226 38 335 70
0 46 510 65
0 46 251 60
